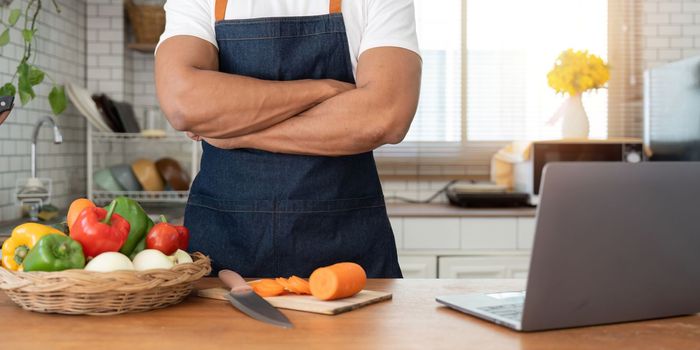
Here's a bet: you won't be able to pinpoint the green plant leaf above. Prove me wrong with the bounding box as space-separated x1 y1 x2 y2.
49 85 67 115
0 29 9 47
17 63 35 105
21 29 34 43
8 9 21 26
28 66 44 86
0 83 16 97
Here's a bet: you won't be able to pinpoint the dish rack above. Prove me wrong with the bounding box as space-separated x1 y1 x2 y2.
87 127 200 205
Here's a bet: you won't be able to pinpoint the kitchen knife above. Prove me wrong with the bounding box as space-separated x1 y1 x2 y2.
218 270 293 329
0 95 14 125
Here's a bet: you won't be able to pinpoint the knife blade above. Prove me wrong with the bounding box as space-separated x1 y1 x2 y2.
218 270 293 329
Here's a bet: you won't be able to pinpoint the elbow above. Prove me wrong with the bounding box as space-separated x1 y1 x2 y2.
382 123 410 145
158 88 195 132
357 114 411 152
377 111 414 146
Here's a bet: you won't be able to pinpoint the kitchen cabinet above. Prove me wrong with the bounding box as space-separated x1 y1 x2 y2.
461 218 518 250
398 255 437 279
517 217 537 250
403 218 460 250
438 256 531 279
389 204 537 279
389 217 403 250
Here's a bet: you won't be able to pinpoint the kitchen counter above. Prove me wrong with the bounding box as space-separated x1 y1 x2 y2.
1 278 698 350
0 203 535 238
386 203 536 218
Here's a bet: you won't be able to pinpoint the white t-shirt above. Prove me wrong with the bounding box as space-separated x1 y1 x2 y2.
157 0 420 76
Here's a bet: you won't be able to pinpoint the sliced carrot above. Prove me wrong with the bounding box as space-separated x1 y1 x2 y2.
249 279 285 297
309 262 366 301
288 276 311 295
276 277 295 293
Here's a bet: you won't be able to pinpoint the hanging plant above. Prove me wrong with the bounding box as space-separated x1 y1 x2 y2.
0 0 67 115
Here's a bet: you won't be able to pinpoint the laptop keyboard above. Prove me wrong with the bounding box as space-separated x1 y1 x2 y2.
477 302 524 322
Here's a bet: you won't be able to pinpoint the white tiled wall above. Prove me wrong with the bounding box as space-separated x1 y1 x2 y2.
0 0 87 222
643 0 700 68
86 0 125 100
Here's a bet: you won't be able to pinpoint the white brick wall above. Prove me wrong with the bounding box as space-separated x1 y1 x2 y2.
0 0 87 221
86 0 125 100
643 0 700 68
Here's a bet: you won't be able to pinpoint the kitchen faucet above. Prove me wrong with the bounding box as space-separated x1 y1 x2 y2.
16 116 63 221
31 115 63 178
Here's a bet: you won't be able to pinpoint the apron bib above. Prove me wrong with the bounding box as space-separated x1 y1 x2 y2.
184 0 402 278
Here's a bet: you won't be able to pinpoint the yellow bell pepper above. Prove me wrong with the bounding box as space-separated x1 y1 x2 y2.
1 223 66 271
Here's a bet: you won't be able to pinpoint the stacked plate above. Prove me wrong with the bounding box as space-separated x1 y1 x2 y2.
65 83 112 132
94 158 191 192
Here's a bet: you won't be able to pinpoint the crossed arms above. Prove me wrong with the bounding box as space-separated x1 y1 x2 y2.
155 36 421 156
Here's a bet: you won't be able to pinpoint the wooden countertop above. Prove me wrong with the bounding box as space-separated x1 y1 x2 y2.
1 278 698 350
386 203 536 218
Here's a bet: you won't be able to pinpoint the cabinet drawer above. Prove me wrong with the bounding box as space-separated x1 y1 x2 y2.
389 218 403 250
517 218 536 250
403 218 460 250
461 218 517 250
438 256 531 279
398 255 437 278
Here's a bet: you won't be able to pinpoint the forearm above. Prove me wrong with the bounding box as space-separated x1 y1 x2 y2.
206 84 415 156
155 36 351 139
202 47 422 155
161 70 343 138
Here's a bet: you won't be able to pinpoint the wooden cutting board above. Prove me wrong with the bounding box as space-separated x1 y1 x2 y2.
197 288 392 315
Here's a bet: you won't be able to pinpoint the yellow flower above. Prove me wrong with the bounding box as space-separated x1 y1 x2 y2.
547 49 609 96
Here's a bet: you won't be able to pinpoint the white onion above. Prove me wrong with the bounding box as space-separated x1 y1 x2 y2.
132 249 175 271
173 249 193 264
85 252 134 272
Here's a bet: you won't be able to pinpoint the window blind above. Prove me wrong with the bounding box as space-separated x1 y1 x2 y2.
376 0 642 175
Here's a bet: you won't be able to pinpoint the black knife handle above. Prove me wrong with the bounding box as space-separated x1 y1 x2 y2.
0 96 14 113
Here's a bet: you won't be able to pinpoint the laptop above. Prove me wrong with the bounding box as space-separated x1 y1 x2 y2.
436 162 700 332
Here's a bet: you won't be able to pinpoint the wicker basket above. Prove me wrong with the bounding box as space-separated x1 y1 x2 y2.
0 252 211 315
125 0 165 44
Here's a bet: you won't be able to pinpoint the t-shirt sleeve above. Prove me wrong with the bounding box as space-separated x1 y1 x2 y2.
156 0 217 53
359 0 420 57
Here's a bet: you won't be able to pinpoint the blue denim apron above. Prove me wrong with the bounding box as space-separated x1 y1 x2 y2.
184 0 403 278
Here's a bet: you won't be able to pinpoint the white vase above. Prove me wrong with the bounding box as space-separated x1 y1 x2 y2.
559 94 590 139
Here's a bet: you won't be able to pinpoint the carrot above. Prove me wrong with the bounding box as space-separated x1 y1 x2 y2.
249 279 285 297
67 198 96 231
288 276 311 295
276 277 295 293
309 262 366 301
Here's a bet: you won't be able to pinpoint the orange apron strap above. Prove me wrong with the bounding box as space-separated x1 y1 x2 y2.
215 0 228 22
329 0 342 14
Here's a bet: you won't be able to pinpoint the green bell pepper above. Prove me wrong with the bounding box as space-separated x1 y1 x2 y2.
105 197 154 257
22 234 85 272
129 234 148 260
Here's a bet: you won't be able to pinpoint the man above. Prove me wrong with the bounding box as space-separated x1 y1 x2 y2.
155 0 421 278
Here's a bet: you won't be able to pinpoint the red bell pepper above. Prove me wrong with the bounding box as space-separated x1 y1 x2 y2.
70 202 130 258
146 216 189 255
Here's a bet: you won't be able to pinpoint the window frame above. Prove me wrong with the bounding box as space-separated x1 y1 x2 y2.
376 0 630 169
